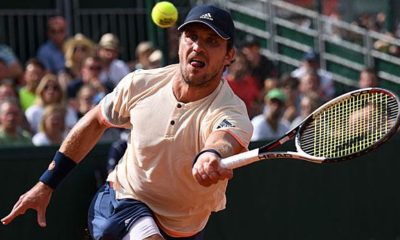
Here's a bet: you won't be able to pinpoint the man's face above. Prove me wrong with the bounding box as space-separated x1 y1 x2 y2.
359 71 378 88
24 64 45 88
82 58 102 81
266 98 284 119
98 47 118 63
241 44 260 65
0 102 21 131
48 18 67 46
178 23 235 88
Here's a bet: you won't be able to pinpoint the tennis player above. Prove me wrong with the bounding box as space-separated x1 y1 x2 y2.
2 5 253 240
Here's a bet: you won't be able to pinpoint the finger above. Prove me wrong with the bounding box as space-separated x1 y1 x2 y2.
203 161 220 182
192 167 203 184
192 167 213 186
1 205 26 225
37 208 47 228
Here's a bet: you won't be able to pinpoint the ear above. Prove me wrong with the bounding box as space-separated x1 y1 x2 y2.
224 47 236 67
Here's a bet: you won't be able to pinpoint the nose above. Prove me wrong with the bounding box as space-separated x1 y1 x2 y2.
192 39 205 53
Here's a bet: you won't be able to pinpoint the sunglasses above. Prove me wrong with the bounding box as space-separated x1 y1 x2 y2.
44 85 60 91
87 65 102 71
49 28 65 34
74 46 88 52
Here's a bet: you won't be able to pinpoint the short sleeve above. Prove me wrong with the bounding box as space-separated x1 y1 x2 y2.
211 107 253 150
99 72 135 128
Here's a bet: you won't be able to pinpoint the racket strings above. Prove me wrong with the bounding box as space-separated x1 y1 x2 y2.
300 92 399 158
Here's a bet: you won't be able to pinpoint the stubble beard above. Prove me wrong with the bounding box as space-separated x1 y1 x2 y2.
180 64 221 89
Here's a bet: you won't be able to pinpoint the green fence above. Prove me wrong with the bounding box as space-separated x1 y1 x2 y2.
1 135 400 240
227 0 400 95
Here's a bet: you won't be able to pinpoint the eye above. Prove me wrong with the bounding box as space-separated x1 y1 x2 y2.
185 32 198 43
206 37 220 47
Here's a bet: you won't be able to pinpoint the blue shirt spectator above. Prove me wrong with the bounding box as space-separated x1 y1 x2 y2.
37 16 67 74
0 44 23 82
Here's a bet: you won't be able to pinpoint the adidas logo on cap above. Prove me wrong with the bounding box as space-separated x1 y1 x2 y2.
199 13 213 21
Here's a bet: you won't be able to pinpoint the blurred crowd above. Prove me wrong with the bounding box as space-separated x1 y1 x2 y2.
325 10 400 57
0 14 382 149
0 16 164 147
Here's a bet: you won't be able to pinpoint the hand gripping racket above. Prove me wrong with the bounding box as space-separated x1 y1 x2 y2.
221 87 400 169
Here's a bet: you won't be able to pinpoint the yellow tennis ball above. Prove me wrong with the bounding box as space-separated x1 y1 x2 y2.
151 1 178 28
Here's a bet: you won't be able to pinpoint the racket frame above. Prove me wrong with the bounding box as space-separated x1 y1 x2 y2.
220 88 400 169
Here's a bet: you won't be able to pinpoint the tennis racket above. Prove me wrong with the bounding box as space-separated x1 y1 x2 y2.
221 87 400 169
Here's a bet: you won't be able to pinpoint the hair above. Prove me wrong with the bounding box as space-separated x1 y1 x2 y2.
362 67 377 76
281 74 299 90
24 58 45 71
0 97 21 117
38 104 66 133
63 33 96 69
35 73 65 106
47 15 65 27
301 91 321 112
77 84 96 100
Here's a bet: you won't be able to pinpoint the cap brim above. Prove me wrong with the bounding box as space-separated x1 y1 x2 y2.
178 20 230 40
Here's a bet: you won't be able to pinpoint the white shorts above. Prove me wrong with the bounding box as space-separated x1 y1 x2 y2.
122 216 163 240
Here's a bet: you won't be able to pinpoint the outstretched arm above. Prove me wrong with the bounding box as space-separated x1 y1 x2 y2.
192 130 246 187
1 105 109 227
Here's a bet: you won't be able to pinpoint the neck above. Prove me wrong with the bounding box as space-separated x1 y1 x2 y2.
172 71 221 103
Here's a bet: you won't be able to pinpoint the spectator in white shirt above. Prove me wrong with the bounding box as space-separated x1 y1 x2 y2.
251 88 290 141
97 33 130 87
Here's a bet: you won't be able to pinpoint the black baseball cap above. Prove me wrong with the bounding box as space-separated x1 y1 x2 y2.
178 5 235 42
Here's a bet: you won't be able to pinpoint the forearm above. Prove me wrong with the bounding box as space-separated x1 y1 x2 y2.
203 130 245 158
59 105 108 162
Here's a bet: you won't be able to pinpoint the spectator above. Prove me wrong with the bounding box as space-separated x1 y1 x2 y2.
97 33 130 86
251 88 290 141
67 56 113 108
260 77 280 114
358 67 379 88
281 75 301 124
241 34 277 88
290 91 321 128
291 50 334 100
0 98 32 146
148 49 164 69
75 84 96 119
37 16 67 74
59 33 96 88
0 44 23 83
0 82 18 102
298 71 323 100
32 104 67 146
25 73 77 134
129 41 155 71
226 51 260 118
74 83 120 144
18 58 46 112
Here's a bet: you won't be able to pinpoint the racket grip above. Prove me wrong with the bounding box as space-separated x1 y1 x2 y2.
219 149 260 169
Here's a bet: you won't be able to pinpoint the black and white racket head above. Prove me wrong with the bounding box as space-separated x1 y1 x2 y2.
295 88 400 163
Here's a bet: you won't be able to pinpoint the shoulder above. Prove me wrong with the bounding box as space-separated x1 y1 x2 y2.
32 132 49 146
25 105 42 115
251 114 265 125
214 80 247 107
120 64 178 90
37 41 52 52
111 59 129 68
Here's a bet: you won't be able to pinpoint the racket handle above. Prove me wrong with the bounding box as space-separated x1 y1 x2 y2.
220 149 260 169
